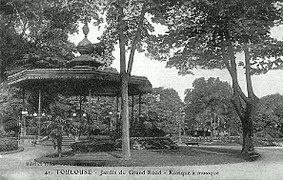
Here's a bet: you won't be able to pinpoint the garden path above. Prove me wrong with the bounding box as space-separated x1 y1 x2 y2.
0 145 283 180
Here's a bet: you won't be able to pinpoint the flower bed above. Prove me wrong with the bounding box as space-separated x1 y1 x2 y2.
71 139 115 152
0 138 18 152
115 137 178 150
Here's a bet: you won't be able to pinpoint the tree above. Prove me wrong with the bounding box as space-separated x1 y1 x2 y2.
100 0 162 159
255 94 283 138
184 77 240 136
1 0 156 160
0 0 106 81
41 101 76 157
138 87 183 134
147 0 283 153
0 84 22 135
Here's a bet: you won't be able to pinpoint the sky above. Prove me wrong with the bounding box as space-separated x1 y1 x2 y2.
69 23 283 101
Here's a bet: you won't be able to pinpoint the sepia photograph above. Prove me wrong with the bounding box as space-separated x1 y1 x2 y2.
1 0 283 179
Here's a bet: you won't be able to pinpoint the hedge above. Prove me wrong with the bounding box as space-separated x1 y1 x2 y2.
115 137 179 150
0 138 18 152
71 139 115 152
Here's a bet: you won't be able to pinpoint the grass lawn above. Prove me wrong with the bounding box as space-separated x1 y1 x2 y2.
35 146 247 167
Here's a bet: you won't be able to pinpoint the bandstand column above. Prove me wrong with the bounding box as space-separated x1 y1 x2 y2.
131 95 134 123
22 88 26 136
131 95 135 134
138 94 142 123
116 96 120 132
37 89 42 140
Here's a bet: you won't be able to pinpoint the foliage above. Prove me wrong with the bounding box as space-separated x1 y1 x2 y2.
115 137 178 150
131 121 166 137
0 129 9 138
99 0 155 54
138 87 183 134
41 101 77 157
146 0 283 153
254 94 283 138
41 101 77 136
71 138 115 152
60 87 183 136
147 0 283 73
184 77 240 135
0 0 76 77
0 0 113 81
0 84 22 135
0 138 18 152
60 95 116 136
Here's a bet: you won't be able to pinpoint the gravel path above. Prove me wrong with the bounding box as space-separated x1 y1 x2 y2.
0 145 283 180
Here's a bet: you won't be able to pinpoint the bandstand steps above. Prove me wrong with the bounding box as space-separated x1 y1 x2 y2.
37 136 76 147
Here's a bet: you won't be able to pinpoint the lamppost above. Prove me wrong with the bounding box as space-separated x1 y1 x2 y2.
116 112 120 132
109 112 113 133
33 112 46 142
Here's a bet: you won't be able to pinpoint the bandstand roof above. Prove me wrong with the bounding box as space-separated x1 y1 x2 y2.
7 68 152 96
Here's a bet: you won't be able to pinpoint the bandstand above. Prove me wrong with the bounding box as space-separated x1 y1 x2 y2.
6 23 152 140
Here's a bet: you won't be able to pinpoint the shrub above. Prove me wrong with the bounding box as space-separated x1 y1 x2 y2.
115 137 178 150
0 130 9 138
71 139 115 152
131 121 166 137
0 138 18 152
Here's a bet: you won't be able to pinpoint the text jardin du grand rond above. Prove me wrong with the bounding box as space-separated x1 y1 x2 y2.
55 169 219 177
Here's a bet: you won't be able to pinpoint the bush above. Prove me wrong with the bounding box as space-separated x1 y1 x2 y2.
0 138 18 152
115 137 178 150
132 121 166 137
71 138 115 152
0 130 9 138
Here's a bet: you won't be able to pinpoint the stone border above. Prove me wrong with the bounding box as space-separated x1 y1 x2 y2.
0 146 24 155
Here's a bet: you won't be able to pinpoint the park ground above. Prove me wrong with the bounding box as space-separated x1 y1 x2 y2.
0 143 283 180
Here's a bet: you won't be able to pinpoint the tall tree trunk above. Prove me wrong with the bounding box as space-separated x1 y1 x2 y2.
231 91 257 153
117 1 147 160
241 45 259 153
118 0 131 160
121 73 131 160
221 37 258 154
241 103 256 153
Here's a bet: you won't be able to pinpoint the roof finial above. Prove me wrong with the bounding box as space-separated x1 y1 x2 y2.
82 19 89 37
67 18 103 69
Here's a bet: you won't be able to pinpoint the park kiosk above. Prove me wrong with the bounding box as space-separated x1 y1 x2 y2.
7 23 152 142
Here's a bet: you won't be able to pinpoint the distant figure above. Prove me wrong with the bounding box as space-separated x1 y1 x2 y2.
40 129 63 157
49 129 63 157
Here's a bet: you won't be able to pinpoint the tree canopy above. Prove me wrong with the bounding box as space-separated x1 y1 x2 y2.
0 0 114 81
0 84 22 134
146 0 283 153
255 94 283 138
139 87 183 133
184 77 240 135
148 0 283 73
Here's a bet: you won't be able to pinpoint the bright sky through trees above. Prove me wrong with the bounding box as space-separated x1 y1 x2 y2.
69 23 283 101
